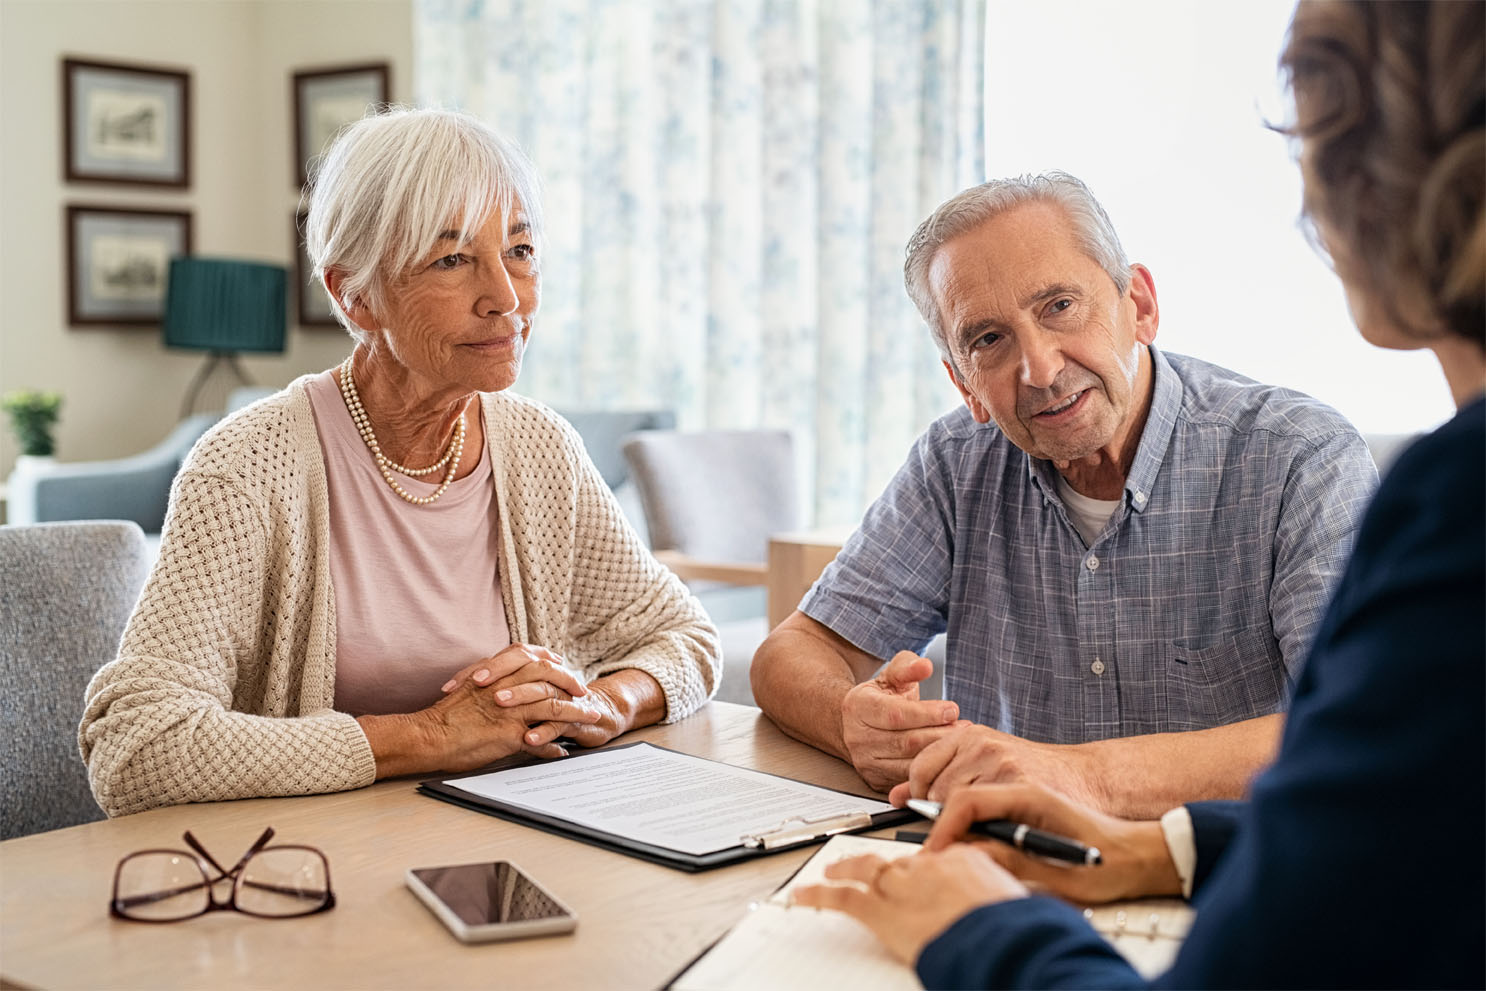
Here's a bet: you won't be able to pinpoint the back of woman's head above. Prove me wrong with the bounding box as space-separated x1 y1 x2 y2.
1281 0 1484 347
303 107 544 336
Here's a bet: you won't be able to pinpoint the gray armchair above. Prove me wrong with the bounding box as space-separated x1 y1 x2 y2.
0 521 150 837
5 413 219 533
622 429 800 705
555 408 675 543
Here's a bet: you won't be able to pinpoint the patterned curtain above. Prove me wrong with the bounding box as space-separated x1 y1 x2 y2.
414 0 985 525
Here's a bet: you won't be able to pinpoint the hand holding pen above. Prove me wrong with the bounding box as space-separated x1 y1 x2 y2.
908 798 1101 865
913 784 1185 905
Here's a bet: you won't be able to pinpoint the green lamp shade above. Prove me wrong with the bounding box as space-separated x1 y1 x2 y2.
163 257 287 352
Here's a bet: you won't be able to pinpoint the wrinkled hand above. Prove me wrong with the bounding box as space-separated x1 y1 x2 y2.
792 847 1027 965
840 652 961 792
433 644 600 764
921 784 1181 904
888 723 1107 811
529 680 628 749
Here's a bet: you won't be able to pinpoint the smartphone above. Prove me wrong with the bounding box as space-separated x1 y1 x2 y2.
405 861 578 943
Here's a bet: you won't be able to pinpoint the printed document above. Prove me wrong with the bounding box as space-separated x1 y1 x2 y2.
443 743 895 856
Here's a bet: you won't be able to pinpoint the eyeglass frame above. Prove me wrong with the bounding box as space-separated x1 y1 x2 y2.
109 826 336 922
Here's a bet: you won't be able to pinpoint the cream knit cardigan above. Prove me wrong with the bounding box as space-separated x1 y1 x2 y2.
80 380 720 817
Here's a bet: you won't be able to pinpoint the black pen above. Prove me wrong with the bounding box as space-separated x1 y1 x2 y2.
906 798 1102 866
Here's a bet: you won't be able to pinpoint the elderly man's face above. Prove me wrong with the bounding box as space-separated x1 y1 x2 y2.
356 206 541 400
931 202 1158 476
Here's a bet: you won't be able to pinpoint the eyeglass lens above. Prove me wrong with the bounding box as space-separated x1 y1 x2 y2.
237 847 331 917
114 852 211 921
114 848 330 920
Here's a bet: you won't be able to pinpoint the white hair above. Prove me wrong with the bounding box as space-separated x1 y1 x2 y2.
903 171 1130 359
303 106 545 338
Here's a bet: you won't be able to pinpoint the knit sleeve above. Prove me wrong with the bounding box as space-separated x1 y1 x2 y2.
563 434 722 721
78 464 376 818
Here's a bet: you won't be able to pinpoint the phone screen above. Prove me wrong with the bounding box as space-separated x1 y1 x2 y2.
409 863 572 926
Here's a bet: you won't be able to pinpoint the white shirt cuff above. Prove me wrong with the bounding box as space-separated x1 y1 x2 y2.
1159 805 1197 900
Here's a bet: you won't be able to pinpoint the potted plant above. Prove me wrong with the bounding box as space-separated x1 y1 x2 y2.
2 390 63 457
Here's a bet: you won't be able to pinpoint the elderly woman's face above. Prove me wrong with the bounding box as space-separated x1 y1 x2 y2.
362 208 540 397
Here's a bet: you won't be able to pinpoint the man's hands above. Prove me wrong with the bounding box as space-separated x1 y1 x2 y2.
887 723 1110 811
839 652 962 792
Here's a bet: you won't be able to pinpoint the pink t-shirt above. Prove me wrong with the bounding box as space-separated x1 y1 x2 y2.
305 369 511 716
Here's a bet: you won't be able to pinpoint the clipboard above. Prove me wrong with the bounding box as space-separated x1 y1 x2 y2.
418 742 915 872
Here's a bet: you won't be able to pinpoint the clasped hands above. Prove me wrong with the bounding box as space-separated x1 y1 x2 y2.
425 643 621 771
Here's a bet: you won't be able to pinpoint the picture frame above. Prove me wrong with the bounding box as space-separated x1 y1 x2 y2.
63 57 191 187
295 210 340 327
293 62 389 187
66 205 192 326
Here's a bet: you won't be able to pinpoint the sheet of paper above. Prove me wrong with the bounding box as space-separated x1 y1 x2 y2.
672 833 1195 989
1080 899 1193 978
444 743 895 856
672 835 923 991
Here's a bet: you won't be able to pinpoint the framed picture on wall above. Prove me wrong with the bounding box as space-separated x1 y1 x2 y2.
63 57 191 187
66 205 192 326
295 211 340 327
293 62 389 187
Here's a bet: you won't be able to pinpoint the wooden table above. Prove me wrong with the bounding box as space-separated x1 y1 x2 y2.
0 703 885 991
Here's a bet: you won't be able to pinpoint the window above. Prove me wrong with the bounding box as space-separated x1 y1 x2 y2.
986 0 1452 436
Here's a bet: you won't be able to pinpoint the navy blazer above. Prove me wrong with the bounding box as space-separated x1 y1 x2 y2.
917 397 1485 990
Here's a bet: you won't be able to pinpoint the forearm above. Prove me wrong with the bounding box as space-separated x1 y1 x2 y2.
1079 714 1283 819
358 711 442 779
82 673 376 816
750 626 860 760
589 668 667 734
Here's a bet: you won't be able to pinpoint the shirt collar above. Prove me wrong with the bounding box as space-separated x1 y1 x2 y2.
1024 344 1180 515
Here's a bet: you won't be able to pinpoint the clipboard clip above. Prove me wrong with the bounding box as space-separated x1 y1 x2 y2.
740 811 875 850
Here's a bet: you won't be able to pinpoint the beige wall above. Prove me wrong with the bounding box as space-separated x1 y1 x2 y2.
0 0 413 479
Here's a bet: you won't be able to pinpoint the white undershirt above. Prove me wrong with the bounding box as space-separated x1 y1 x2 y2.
1055 474 1122 547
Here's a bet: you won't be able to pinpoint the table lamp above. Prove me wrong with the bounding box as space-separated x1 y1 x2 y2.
163 257 287 416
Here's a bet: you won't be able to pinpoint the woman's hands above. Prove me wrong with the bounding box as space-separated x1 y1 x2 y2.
792 846 1026 965
792 783 1183 966
358 643 601 778
440 648 668 751
924 783 1181 904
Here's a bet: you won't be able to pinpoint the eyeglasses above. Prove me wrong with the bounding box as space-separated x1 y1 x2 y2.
110 827 335 922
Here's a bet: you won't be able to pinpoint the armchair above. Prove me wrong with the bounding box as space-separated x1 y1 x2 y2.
554 408 675 544
6 412 219 533
622 429 800 705
0 521 150 837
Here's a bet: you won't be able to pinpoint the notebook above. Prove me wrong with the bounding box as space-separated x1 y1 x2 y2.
669 833 1194 989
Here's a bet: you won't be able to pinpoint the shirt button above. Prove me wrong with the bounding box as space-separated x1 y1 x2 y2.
1091 658 1106 675
1086 555 1100 571
1133 490 1147 505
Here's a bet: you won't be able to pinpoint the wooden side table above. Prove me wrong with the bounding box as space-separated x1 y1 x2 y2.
766 528 854 629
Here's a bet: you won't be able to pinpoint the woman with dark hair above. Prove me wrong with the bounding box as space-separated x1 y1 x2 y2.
795 2 1485 986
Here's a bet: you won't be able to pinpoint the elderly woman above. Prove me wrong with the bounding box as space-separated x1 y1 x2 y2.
794 2 1484 987
80 108 720 817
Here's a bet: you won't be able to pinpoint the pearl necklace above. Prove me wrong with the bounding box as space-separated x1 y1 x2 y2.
337 356 466 506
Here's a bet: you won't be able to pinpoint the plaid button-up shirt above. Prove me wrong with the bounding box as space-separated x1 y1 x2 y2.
802 347 1377 743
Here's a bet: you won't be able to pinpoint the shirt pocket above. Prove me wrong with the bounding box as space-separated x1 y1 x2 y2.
1158 630 1290 733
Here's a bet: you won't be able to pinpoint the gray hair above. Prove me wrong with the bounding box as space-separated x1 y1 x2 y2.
304 106 544 339
903 171 1130 359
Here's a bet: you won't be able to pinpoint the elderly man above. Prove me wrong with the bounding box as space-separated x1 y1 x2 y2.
751 172 1376 819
